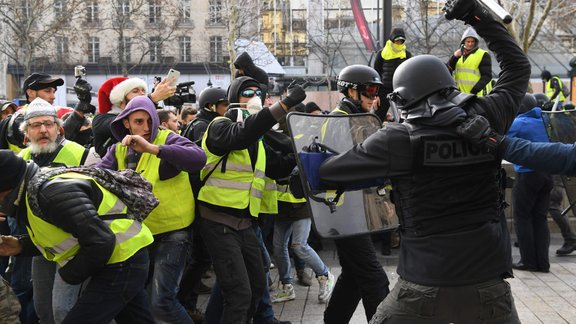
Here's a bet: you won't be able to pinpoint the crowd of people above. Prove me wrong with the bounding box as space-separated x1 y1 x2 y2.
0 0 575 323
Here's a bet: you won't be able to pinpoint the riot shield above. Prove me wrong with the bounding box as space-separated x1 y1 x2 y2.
542 109 576 216
286 112 399 238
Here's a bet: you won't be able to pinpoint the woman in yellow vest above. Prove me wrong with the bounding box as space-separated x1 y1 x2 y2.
448 26 493 97
0 151 155 323
541 70 567 107
97 95 206 323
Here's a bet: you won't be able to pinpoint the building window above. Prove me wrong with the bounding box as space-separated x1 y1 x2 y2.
179 36 191 62
20 0 32 18
56 37 69 57
179 0 191 21
149 37 161 63
117 0 131 17
54 0 65 18
148 0 161 23
209 36 223 63
120 37 131 62
86 2 99 23
88 37 99 63
208 0 223 25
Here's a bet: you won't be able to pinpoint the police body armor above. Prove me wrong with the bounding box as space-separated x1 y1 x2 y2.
391 122 509 285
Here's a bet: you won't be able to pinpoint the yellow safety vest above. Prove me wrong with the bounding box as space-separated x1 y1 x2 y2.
115 129 194 235
260 177 279 214
454 49 493 97
25 172 153 266
19 140 86 166
276 183 307 204
546 77 566 102
198 117 269 217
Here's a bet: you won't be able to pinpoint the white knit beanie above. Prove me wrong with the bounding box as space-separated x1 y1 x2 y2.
109 78 148 106
24 98 57 120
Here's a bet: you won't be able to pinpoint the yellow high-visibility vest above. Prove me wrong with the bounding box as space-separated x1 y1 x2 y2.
25 172 153 266
198 117 269 217
454 49 493 97
115 129 195 235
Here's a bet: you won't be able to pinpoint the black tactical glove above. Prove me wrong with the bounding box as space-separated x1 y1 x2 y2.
456 115 504 154
74 78 96 114
281 84 307 109
443 0 492 25
542 101 554 111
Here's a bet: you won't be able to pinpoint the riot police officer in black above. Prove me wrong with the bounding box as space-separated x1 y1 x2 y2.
319 0 530 322
323 64 390 323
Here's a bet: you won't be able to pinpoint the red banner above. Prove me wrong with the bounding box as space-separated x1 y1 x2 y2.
350 0 376 52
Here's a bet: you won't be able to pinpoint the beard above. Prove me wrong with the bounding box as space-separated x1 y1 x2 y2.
29 140 58 154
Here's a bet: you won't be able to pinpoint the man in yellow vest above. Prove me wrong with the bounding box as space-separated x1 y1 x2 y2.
541 70 567 108
16 97 92 323
0 150 156 323
97 95 206 323
448 26 493 97
197 76 305 323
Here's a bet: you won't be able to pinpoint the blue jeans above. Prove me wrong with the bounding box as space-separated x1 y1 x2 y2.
147 229 193 324
273 217 328 284
62 248 154 324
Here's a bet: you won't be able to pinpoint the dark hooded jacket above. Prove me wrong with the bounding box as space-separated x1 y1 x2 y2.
97 96 206 180
199 77 290 218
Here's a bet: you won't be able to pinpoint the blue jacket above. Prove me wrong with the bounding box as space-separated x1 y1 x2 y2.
507 107 549 172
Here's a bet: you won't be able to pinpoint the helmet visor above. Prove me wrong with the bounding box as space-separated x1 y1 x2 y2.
361 84 380 99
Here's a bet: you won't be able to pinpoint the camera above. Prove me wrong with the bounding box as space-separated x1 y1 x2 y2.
164 81 196 108
74 65 86 78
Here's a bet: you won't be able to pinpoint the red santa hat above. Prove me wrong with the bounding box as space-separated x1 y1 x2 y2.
98 77 128 114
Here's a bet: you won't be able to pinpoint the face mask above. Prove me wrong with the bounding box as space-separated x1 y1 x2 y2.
246 95 263 115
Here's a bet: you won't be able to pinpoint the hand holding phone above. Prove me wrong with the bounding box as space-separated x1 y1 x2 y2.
165 69 180 87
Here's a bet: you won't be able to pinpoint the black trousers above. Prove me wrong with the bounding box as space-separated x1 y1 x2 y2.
324 234 390 323
513 172 553 270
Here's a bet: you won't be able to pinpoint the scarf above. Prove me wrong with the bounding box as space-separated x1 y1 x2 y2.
381 40 407 60
27 166 159 222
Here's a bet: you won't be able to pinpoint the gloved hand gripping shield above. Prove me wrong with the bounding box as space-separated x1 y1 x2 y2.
286 112 398 238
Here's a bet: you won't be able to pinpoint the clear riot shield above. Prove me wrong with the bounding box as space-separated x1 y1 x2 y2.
286 112 399 238
542 109 576 216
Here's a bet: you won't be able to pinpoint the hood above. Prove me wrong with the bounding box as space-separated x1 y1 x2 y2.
460 27 480 44
518 107 543 119
227 76 261 106
389 27 406 41
110 95 159 142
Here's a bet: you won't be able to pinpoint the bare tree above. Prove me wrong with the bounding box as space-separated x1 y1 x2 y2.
0 0 83 78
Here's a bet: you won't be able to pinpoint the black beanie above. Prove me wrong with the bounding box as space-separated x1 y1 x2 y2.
0 150 27 192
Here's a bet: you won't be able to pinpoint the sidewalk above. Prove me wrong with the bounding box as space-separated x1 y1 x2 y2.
198 234 576 324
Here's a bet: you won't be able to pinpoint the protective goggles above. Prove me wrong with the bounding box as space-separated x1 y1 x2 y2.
240 89 263 98
361 84 380 99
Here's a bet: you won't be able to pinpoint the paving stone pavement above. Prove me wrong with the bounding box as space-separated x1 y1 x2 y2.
198 233 576 324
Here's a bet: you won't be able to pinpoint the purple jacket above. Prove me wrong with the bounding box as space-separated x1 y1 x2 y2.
97 96 206 179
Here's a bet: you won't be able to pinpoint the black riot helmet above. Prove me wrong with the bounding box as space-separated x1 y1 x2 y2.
389 55 457 111
337 65 383 98
533 93 549 108
518 93 537 114
198 87 228 112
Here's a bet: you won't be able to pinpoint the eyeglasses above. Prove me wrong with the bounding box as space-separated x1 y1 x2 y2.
361 84 380 99
240 89 262 98
28 120 56 130
393 39 405 44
